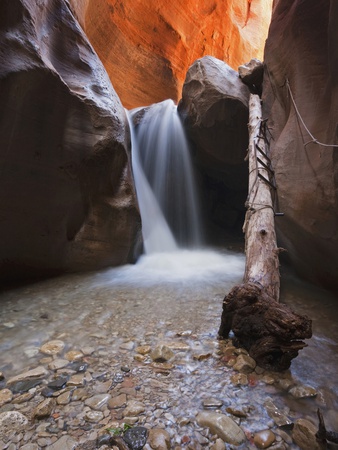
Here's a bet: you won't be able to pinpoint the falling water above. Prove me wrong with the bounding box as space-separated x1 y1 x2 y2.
127 100 201 253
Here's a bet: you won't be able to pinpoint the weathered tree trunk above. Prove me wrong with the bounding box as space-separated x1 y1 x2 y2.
219 94 312 371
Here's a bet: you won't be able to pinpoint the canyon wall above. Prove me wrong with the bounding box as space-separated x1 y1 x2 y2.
0 0 141 282
70 0 272 108
263 0 338 291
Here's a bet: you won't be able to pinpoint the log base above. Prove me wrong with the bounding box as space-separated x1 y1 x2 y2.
218 282 312 371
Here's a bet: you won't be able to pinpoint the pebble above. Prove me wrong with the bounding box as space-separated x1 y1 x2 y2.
210 438 226 450
34 398 55 419
148 428 171 450
40 340 65 356
108 393 127 409
233 354 256 373
151 345 174 362
230 373 248 385
264 399 292 427
85 393 111 410
123 400 146 417
65 350 84 361
7 366 48 385
202 398 223 408
196 411 246 445
48 435 78 449
289 385 317 399
136 345 151 355
57 390 72 405
0 411 28 438
123 426 148 450
120 341 135 351
292 418 322 449
0 389 13 407
253 429 276 448
84 410 104 423
48 359 69 371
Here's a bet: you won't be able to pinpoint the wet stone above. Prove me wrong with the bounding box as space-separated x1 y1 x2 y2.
202 398 223 408
196 411 246 445
226 406 248 418
68 361 88 373
135 345 151 355
48 375 69 390
67 374 86 386
48 359 69 371
289 385 317 399
0 411 29 438
233 354 256 373
108 393 127 409
65 350 84 361
230 373 248 386
34 398 55 419
120 341 135 351
9 377 44 394
57 390 72 405
85 410 104 423
40 340 65 356
85 393 111 410
0 389 12 407
48 435 78 449
123 426 148 450
148 428 171 450
292 418 322 450
123 400 146 417
7 366 48 385
210 438 226 450
264 399 292 427
253 430 276 448
151 345 174 362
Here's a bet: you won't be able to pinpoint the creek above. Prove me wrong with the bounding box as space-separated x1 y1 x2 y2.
0 101 337 448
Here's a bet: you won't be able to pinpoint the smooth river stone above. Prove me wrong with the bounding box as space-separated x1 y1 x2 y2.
84 394 111 410
7 366 48 385
253 430 276 448
40 340 65 355
196 411 246 445
0 389 13 407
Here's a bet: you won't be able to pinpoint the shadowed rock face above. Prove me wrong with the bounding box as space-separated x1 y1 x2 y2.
263 0 338 292
69 0 272 108
178 56 250 237
0 0 141 282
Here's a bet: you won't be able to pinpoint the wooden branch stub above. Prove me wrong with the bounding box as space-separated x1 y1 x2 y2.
218 282 312 371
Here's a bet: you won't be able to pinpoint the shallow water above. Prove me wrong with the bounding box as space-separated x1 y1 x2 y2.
0 248 337 447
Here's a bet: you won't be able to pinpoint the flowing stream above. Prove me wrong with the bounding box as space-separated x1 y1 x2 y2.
0 101 337 447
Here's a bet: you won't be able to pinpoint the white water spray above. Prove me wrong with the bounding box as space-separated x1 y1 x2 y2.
127 100 201 253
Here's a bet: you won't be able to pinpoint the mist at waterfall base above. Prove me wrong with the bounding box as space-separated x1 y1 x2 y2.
101 100 245 286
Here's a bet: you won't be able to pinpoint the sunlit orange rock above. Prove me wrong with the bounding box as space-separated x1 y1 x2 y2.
70 0 272 108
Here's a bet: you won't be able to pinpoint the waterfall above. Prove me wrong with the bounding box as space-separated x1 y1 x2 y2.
127 100 201 254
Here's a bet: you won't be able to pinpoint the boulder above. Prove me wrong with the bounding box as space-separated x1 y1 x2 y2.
0 0 141 282
178 56 250 236
262 0 338 292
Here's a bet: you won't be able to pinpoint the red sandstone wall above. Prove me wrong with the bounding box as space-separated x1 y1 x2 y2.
70 0 272 108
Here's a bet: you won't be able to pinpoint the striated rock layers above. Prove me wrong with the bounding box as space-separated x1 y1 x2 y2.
69 0 272 108
178 56 250 234
0 0 141 282
263 0 338 291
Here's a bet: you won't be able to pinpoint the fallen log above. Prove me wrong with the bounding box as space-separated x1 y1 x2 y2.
218 94 312 371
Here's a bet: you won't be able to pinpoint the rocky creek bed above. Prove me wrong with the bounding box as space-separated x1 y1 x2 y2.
0 249 337 450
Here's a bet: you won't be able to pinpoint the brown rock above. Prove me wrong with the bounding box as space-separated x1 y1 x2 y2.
253 430 276 449
34 398 55 419
0 389 13 407
292 418 323 450
148 428 171 450
70 0 272 108
262 0 338 292
178 56 250 192
0 0 140 283
233 354 256 373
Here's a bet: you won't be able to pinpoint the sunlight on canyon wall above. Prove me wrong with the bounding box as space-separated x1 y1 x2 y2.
70 0 272 108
